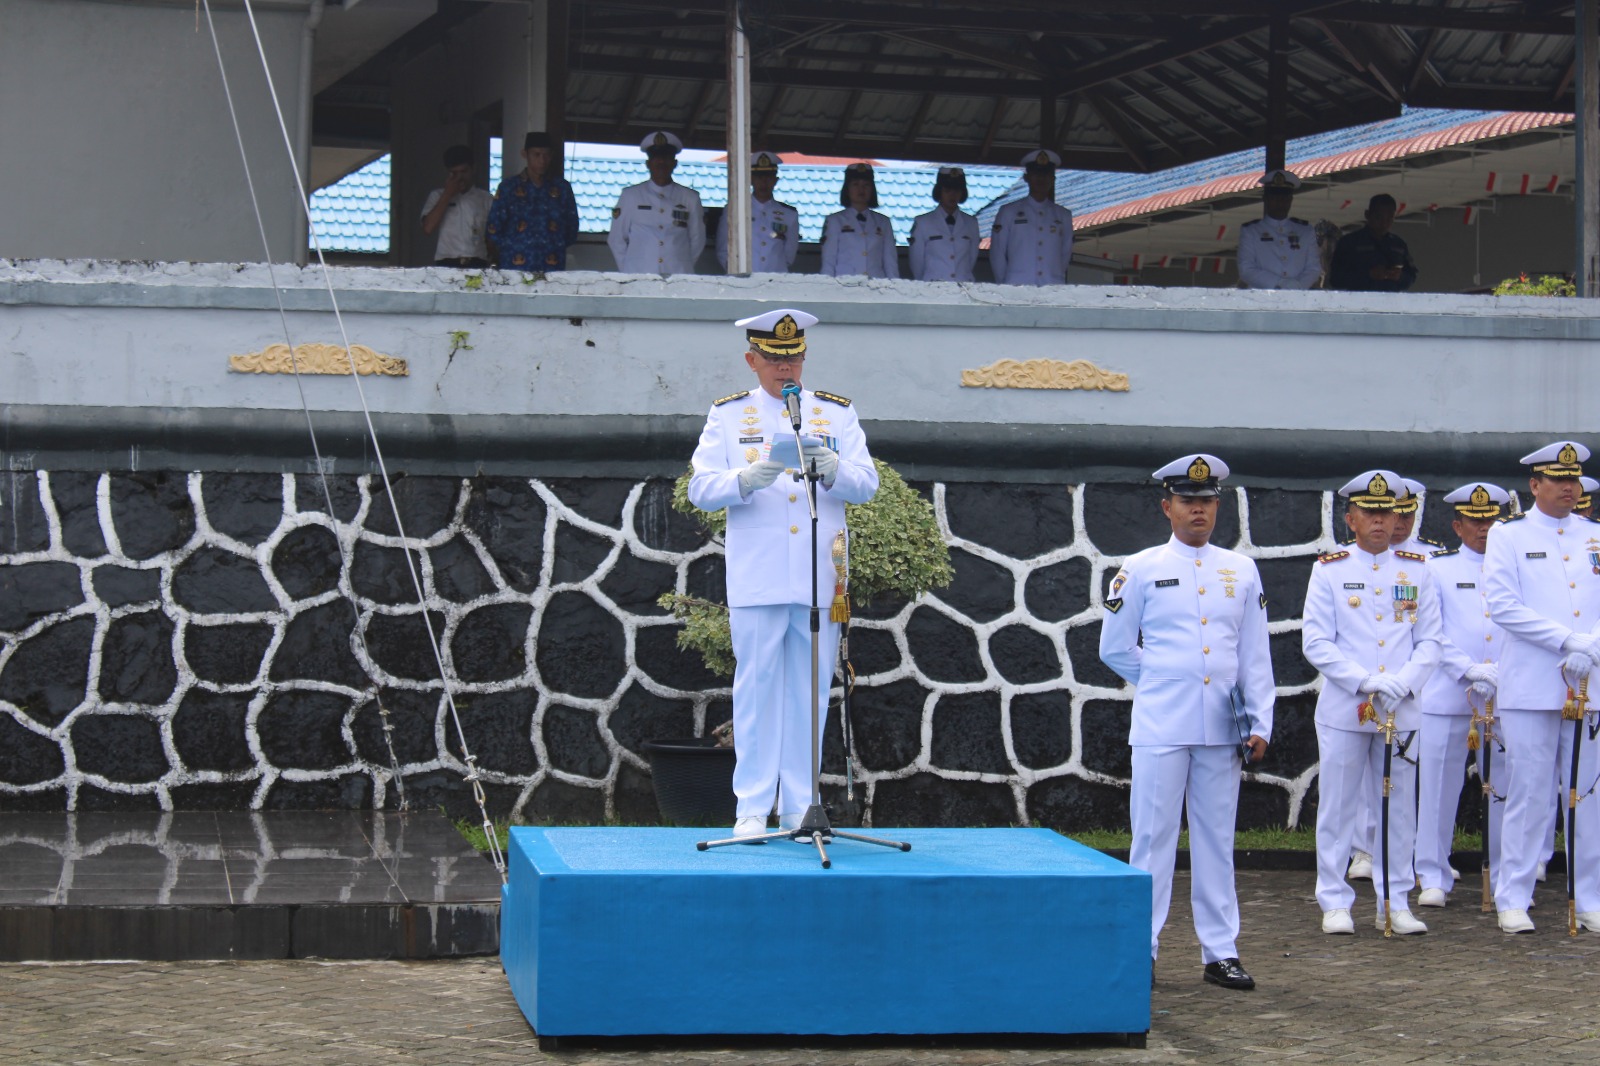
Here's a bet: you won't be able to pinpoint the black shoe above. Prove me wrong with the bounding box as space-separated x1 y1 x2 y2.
1203 958 1255 990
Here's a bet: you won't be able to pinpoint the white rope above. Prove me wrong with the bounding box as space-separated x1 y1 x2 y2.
201 0 504 879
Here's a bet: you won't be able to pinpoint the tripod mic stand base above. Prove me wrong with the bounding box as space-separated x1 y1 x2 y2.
697 803 911 868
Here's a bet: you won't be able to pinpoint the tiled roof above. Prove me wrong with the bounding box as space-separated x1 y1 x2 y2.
308 154 390 255
308 153 1018 254
975 108 1513 233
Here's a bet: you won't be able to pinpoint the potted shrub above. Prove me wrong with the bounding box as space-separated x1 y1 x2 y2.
646 459 953 825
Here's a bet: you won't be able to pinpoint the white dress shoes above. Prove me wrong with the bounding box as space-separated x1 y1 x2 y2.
1498 908 1536 933
1322 908 1355 934
1418 888 1448 908
733 816 768 842
1576 911 1600 932
1347 851 1374 880
1379 910 1428 935
1536 860 1548 883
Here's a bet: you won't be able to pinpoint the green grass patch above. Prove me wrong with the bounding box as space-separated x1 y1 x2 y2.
455 819 510 853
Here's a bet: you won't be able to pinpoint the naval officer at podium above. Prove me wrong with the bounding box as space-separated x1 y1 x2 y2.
1098 454 1273 990
688 309 878 839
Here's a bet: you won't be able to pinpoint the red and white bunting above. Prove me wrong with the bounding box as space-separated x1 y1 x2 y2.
1485 171 1500 193
1215 224 1227 240
1547 174 1561 193
1463 205 1476 225
1213 257 1226 274
1131 254 1142 271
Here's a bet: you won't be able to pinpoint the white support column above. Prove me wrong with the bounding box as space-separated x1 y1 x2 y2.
726 0 752 275
1578 0 1599 295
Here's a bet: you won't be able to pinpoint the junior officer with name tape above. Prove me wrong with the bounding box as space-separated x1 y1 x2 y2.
1303 471 1442 936
688 310 878 839
1099 454 1273 991
1482 441 1600 934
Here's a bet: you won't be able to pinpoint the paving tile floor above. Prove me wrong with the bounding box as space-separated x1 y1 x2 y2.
4 868 1600 1064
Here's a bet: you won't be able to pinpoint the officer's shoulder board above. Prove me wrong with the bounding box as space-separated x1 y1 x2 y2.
1431 546 1460 558
1290 217 1310 225
1240 218 1261 229
1394 549 1426 562
1500 511 1527 523
1581 513 1600 525
713 390 751 407
1318 550 1350 564
813 390 852 408
1419 535 1447 548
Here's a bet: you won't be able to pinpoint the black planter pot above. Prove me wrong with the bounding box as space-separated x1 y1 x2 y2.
643 737 736 826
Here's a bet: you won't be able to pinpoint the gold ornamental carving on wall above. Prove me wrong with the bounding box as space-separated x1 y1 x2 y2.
229 343 409 377
960 358 1129 392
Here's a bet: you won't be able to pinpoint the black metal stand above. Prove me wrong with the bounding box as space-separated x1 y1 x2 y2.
699 413 909 868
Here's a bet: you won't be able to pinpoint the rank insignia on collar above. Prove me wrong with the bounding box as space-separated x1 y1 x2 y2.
1319 551 1350 564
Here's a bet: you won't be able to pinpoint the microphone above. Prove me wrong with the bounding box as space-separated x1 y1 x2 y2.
781 379 803 432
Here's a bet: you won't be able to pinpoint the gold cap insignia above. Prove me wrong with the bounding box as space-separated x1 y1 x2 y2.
1560 443 1579 464
775 315 797 341
1188 456 1211 482
1470 485 1490 507
652 132 668 147
1369 473 1389 497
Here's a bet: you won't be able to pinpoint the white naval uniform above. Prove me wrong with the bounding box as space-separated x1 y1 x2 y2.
1351 534 1440 861
1302 547 1441 918
607 180 706 274
1415 545 1506 896
1099 537 1274 964
715 195 799 273
687 386 878 820
819 208 899 278
988 196 1073 285
1483 508 1600 915
907 208 979 282
1236 215 1321 290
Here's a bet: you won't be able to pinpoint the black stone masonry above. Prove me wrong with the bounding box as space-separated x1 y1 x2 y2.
0 468 1469 834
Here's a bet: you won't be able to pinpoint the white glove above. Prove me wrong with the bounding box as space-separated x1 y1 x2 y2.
1562 632 1598 658
1468 680 1496 702
1463 663 1498 686
1375 675 1410 703
1562 651 1594 681
736 459 785 497
1358 674 1384 695
800 441 839 485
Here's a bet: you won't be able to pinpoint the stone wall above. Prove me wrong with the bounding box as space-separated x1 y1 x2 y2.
0 467 1470 831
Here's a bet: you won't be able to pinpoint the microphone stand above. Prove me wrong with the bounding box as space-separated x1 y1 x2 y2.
699 387 909 867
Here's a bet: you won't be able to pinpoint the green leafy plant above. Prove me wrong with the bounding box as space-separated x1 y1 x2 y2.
1492 272 1576 297
657 458 953 679
463 273 484 290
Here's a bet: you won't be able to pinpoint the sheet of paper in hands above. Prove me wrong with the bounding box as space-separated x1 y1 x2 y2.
765 434 824 468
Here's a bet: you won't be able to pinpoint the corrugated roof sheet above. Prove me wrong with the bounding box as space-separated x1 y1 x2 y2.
308 153 390 255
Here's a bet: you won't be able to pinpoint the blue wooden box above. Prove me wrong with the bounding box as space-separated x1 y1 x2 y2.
501 826 1150 1041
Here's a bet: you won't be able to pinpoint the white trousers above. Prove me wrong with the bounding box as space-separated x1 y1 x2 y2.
1315 724 1418 916
1493 708 1600 913
1129 744 1242 964
1474 725 1509 897
728 604 838 820
1416 713 1472 893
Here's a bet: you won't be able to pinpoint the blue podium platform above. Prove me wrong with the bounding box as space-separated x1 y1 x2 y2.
501 827 1151 1042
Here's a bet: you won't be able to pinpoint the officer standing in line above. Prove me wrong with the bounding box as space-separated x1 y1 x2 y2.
1099 454 1272 991
1482 441 1600 934
1415 483 1510 908
908 167 980 282
715 151 799 274
1303 472 1441 936
607 131 706 274
819 163 900 278
989 149 1073 285
1236 170 1322 290
1347 475 1442 882
688 309 879 839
